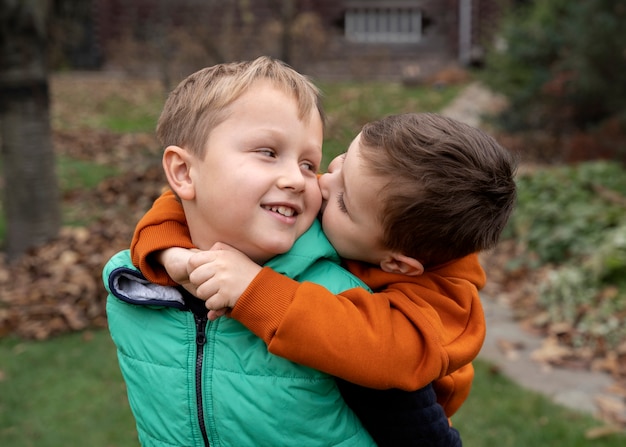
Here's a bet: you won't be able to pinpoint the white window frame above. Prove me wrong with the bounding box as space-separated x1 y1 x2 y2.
345 4 422 44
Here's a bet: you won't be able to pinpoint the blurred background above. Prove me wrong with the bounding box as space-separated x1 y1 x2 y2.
1 0 625 445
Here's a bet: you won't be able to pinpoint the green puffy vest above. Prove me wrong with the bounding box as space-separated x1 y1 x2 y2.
103 220 375 447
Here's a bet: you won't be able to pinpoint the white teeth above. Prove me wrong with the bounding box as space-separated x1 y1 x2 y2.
264 205 296 217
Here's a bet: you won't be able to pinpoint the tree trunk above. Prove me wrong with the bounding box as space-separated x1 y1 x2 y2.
279 0 296 65
0 0 61 260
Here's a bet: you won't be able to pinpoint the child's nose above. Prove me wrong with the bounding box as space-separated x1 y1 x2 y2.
278 163 306 192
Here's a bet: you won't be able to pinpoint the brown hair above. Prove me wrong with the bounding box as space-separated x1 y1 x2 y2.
359 113 517 267
156 56 324 158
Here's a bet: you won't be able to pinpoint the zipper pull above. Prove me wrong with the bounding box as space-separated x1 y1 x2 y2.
195 316 207 346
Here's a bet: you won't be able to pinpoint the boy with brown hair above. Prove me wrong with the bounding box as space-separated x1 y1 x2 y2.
129 112 517 444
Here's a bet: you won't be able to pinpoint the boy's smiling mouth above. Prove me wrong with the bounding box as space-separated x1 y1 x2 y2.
263 205 298 217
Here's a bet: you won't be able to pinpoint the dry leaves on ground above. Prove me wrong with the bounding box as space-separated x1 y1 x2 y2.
0 129 164 339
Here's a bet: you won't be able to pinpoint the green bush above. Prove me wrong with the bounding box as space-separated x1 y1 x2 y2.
482 0 626 133
506 161 626 264
506 161 626 350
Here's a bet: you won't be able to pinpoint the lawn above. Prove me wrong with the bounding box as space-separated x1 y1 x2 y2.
0 331 136 446
1 331 624 446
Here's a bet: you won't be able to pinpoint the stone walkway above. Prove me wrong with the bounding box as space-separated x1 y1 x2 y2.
440 84 620 421
440 82 508 129
479 296 615 416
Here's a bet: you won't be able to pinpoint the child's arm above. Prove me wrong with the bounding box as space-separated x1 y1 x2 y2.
186 243 263 320
130 189 196 285
210 266 442 390
189 248 485 392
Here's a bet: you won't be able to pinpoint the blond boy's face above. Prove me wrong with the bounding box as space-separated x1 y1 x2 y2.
185 81 323 263
318 134 389 264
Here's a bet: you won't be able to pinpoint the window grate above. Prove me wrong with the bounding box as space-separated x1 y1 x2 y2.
345 7 422 43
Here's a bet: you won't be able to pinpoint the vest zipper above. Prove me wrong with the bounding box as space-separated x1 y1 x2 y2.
194 314 210 446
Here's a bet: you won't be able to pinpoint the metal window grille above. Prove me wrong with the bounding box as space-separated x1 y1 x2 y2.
345 6 422 43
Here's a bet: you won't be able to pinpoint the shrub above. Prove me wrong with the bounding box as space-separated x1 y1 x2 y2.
506 161 626 351
482 0 626 138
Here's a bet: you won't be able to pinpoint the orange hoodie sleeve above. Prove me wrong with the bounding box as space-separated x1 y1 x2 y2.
433 363 474 417
230 254 486 396
130 190 196 285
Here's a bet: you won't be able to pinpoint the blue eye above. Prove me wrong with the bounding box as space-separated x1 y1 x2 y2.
258 149 276 157
301 162 313 171
337 192 348 213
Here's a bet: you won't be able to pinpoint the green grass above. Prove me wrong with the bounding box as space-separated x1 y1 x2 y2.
0 331 137 446
57 156 121 227
50 76 164 133
318 81 463 168
1 331 624 446
98 94 161 133
454 360 626 446
56 155 120 191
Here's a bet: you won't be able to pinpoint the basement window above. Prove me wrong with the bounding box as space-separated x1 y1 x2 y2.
345 3 422 43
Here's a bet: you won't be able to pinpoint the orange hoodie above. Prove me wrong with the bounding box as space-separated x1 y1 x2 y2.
131 190 487 416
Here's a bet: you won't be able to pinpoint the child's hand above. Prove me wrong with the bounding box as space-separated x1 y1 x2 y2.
157 247 198 295
186 242 262 320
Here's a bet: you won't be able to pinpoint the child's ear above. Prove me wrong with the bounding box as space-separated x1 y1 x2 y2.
380 253 424 276
162 146 195 200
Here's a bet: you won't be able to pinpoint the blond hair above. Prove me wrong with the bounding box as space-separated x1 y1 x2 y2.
157 56 324 158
